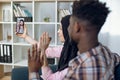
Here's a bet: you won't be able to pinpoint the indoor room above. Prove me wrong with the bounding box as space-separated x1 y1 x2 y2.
0 0 120 80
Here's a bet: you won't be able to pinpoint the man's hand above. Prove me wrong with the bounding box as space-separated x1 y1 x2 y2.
28 44 41 72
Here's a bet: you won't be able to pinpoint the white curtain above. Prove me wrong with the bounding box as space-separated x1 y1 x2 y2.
99 0 120 55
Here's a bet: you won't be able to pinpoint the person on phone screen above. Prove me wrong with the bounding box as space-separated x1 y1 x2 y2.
18 19 24 34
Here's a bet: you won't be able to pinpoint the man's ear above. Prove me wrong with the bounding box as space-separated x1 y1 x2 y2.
74 22 81 33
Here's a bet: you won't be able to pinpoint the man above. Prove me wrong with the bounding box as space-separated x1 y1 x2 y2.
64 0 120 80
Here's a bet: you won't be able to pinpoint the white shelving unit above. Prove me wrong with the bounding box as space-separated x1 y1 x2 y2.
0 0 74 74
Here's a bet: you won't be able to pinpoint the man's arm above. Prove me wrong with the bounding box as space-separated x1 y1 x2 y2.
28 44 41 80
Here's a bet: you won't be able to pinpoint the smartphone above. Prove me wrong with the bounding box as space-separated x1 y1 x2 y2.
16 18 24 34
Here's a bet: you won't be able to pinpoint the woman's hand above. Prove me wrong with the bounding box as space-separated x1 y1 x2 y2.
39 32 51 66
39 32 51 52
15 25 28 39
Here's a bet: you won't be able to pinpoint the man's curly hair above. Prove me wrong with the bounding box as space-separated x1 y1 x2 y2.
72 0 110 31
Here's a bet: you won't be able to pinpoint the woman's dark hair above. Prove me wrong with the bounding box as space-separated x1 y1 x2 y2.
57 15 78 71
61 15 70 41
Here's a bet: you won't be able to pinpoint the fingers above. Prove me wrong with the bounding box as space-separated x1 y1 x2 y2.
45 32 49 43
28 44 40 62
28 48 31 62
32 44 37 60
36 44 41 62
39 32 52 59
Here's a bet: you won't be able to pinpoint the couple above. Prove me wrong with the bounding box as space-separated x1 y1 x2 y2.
16 0 120 80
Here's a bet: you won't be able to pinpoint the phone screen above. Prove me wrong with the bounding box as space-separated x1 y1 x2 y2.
16 18 24 34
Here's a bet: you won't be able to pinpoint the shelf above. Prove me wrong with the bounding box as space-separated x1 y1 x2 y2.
13 22 33 24
0 63 13 66
14 59 27 67
34 22 56 24
57 0 75 2
0 40 12 45
35 0 55 2
12 0 33 2
0 0 11 2
0 22 11 24
13 43 31 46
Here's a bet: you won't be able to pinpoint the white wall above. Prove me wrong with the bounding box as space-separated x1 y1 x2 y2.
99 0 120 55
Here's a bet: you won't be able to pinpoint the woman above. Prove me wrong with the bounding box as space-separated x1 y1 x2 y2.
16 15 78 80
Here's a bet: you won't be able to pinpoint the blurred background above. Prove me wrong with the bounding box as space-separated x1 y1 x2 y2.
98 0 120 55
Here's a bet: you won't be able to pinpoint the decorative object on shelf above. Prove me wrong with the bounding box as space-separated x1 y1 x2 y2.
7 31 12 42
44 17 50 22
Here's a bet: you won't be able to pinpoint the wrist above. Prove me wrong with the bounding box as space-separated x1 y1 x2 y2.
29 68 39 73
41 50 45 53
24 35 28 40
42 62 48 67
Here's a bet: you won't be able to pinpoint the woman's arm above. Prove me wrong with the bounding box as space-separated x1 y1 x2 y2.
25 35 62 58
16 26 62 58
24 35 38 45
16 26 38 45
46 46 62 58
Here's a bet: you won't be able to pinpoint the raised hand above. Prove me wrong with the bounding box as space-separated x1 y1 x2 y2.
39 32 51 52
39 32 51 66
28 44 41 72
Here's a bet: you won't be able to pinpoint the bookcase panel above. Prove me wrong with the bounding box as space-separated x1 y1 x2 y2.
4 65 12 73
0 3 2 22
1 24 12 43
0 24 3 41
0 65 4 78
0 0 11 2
0 2 11 22
13 45 30 66
34 24 56 45
34 2 55 22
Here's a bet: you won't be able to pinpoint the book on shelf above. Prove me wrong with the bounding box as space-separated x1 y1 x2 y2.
3 45 8 63
0 44 4 63
0 44 12 63
58 9 71 22
2 9 11 22
6 45 12 63
13 4 32 22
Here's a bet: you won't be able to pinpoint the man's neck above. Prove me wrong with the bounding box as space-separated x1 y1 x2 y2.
77 36 99 54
